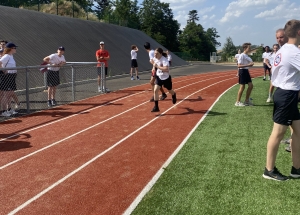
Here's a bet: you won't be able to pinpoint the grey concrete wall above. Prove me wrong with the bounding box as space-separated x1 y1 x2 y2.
0 6 188 76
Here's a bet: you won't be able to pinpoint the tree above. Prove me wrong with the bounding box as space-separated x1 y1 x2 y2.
222 37 236 56
206 27 221 48
94 0 111 19
187 10 199 23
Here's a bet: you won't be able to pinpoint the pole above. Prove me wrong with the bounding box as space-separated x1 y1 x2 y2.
72 0 74 18
57 0 58 15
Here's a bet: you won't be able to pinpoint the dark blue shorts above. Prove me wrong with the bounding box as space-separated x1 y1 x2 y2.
238 69 252 84
155 75 172 90
273 88 300 125
131 59 138 68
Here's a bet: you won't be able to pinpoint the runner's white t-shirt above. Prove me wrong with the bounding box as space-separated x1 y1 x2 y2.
0 54 17 73
262 52 270 63
167 54 172 61
238 53 252 69
131 50 137 59
153 56 169 80
235 54 240 59
149 50 154 61
272 44 300 90
268 52 276 66
47 53 66 71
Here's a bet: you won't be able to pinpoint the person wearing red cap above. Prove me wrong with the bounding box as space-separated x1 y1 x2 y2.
96 41 110 92
43 46 66 107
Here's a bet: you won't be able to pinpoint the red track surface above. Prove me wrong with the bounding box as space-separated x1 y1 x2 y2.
0 69 262 215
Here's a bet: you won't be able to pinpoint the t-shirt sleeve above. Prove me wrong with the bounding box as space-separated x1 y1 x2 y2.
149 52 154 60
237 54 243 64
290 53 300 71
0 55 9 67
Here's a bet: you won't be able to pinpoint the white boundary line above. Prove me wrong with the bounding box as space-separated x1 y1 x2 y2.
123 83 238 215
8 77 237 215
0 73 236 170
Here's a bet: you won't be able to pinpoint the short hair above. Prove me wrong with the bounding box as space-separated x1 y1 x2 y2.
144 42 150 50
242 43 251 50
131 45 136 50
284 19 300 38
155 47 167 57
276 28 285 34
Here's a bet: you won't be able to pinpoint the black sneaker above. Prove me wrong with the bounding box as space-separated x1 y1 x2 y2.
263 167 289 181
151 106 160 112
290 166 300 178
149 97 154 102
160 93 167 100
48 100 52 107
172 93 177 104
285 144 291 152
51 99 57 106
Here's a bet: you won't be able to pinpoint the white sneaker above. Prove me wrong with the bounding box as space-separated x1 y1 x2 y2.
244 101 254 106
1 111 11 117
235 102 245 107
267 76 270 80
98 87 101 92
266 97 272 103
9 109 18 115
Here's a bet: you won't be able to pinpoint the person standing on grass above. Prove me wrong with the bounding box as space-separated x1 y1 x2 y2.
144 42 167 102
151 48 177 112
130 45 139 80
235 43 254 107
262 46 272 81
234 49 241 76
43 46 66 107
96 41 110 92
263 19 300 181
266 44 280 103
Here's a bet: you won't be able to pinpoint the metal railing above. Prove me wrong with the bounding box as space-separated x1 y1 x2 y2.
0 62 106 119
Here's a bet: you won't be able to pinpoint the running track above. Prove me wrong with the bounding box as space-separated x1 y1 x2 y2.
0 69 262 215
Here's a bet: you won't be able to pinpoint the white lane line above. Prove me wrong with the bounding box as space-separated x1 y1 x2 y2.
123 83 238 215
8 77 237 215
0 72 218 142
0 73 235 170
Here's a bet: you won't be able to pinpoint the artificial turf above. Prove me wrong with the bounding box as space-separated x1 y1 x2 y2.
132 78 298 215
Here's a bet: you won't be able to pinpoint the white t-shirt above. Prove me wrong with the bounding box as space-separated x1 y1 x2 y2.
271 44 300 91
149 50 154 61
153 56 169 80
262 52 271 63
235 54 240 59
238 53 253 69
131 50 137 60
268 52 276 66
167 54 172 61
47 53 66 71
0 54 17 73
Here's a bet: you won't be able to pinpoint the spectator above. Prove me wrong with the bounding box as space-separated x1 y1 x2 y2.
266 44 280 103
234 49 241 76
43 46 66 107
0 42 18 116
166 50 172 66
262 46 271 80
130 45 139 80
96 41 110 92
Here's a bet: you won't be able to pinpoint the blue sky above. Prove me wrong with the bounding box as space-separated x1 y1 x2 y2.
139 0 300 50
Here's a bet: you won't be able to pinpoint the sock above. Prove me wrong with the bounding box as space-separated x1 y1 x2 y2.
155 100 158 108
268 93 272 98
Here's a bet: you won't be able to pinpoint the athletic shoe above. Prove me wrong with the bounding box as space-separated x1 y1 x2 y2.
9 109 18 115
263 167 289 181
172 93 177 104
235 102 245 107
149 97 154 102
131 76 134 80
1 111 11 117
105 88 110 93
137 76 140 80
98 86 101 92
290 166 300 178
244 101 254 106
151 106 160 112
160 93 167 100
48 100 52 107
263 77 266 81
266 97 272 103
281 138 291 144
285 144 291 152
51 99 57 106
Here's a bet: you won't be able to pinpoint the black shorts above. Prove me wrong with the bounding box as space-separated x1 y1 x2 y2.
0 73 17 91
131 59 138 68
47 70 60 87
273 88 300 126
155 75 172 90
238 69 252 84
169 61 172 66
263 63 271 72
97 67 108 76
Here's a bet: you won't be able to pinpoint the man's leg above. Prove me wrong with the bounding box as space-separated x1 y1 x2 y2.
236 84 245 102
245 82 253 102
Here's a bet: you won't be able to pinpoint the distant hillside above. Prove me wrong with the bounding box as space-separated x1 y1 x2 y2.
0 5 188 76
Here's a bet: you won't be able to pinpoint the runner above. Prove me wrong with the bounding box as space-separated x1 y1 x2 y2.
144 42 167 102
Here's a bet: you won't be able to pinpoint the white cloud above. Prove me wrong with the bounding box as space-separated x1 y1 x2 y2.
198 6 215 15
219 0 282 23
255 2 300 20
227 25 248 32
209 14 215 19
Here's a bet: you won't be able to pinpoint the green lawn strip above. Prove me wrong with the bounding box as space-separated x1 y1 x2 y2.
132 78 299 215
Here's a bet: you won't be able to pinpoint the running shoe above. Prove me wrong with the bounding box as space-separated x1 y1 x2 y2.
51 99 57 106
1 111 11 117
137 76 140 80
235 102 245 107
290 166 300 178
160 93 167 100
263 167 289 181
244 101 254 106
172 93 177 104
266 97 272 103
151 106 160 112
131 76 134 80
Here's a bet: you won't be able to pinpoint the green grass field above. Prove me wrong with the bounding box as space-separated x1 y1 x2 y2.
132 78 298 215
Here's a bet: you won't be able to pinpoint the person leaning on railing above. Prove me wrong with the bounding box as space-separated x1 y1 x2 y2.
0 42 19 117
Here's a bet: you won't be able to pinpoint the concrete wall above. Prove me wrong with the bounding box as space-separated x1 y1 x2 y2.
0 6 188 75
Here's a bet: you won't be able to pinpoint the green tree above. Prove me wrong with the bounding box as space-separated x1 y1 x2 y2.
223 37 236 56
206 27 221 48
187 10 199 23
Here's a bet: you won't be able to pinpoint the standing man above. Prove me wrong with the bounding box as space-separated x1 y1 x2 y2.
43 46 66 107
234 49 241 76
144 42 167 102
96 41 110 92
263 19 300 181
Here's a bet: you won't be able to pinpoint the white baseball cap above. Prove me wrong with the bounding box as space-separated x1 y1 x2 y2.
100 41 104 45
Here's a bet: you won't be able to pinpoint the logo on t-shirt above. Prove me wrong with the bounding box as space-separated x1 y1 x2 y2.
274 53 281 66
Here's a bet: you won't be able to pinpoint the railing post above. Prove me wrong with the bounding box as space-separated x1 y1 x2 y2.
25 68 30 114
71 65 75 101
100 63 106 93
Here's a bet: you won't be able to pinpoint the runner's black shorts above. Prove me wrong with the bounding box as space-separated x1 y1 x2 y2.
131 59 138 68
273 88 300 126
238 69 252 84
0 73 17 91
97 67 108 76
47 70 60 87
155 75 172 90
